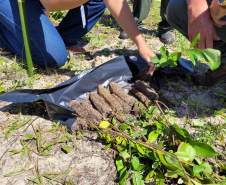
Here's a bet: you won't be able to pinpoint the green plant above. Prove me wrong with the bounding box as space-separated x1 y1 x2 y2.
90 103 225 184
49 11 67 22
151 34 221 71
18 0 34 77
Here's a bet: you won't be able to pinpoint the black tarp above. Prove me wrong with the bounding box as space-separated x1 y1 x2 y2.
0 56 194 129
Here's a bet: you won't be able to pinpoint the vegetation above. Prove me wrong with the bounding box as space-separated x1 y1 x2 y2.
0 0 225 184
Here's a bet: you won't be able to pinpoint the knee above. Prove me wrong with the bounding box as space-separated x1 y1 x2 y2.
167 0 187 26
33 44 67 68
166 0 178 27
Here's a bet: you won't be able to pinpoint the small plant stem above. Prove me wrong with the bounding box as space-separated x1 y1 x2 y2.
100 127 189 180
111 112 151 144
155 100 177 147
18 0 34 77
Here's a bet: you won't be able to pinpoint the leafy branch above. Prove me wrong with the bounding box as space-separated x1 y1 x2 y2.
151 34 221 71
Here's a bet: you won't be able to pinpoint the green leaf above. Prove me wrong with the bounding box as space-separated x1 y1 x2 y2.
119 167 128 185
155 170 165 185
119 151 130 159
152 161 160 169
59 135 69 143
59 166 76 178
172 124 190 140
119 123 129 131
131 156 140 170
103 143 111 150
160 46 168 58
179 143 196 162
168 52 181 67
132 130 141 138
201 162 213 174
62 146 71 154
193 164 205 175
136 144 145 155
203 48 221 71
16 117 32 129
159 58 168 68
99 34 106 40
116 156 124 171
4 170 25 177
145 170 154 181
99 121 110 128
132 172 144 185
174 152 190 162
189 49 205 60
0 86 5 91
165 170 186 178
164 155 180 166
134 121 142 127
192 120 204 127
146 150 159 161
190 33 200 48
151 56 160 64
117 145 126 151
189 141 218 157
23 135 34 139
140 129 148 136
148 131 159 143
112 118 116 126
158 153 177 171
186 50 196 65
116 136 122 145
148 107 158 114
181 46 185 52
37 134 41 152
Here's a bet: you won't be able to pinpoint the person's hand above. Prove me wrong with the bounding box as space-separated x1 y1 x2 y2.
210 0 226 28
187 0 220 49
138 43 156 76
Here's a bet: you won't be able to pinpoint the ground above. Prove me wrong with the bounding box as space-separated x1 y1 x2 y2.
0 0 226 184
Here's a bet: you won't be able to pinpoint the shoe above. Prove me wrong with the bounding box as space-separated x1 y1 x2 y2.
119 30 129 39
194 63 226 86
0 48 11 55
66 46 86 55
159 31 175 44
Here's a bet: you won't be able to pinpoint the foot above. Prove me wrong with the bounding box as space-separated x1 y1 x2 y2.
159 31 174 44
119 30 129 39
0 48 11 55
194 63 226 86
66 46 86 55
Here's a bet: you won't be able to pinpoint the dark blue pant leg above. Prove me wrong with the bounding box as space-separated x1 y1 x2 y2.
0 0 67 67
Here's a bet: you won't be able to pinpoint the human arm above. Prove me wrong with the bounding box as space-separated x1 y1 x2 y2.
104 0 156 75
40 0 156 74
209 0 226 27
186 0 220 49
40 0 88 12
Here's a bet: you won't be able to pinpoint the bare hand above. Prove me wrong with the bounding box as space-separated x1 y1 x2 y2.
187 0 220 49
210 0 226 28
138 43 156 76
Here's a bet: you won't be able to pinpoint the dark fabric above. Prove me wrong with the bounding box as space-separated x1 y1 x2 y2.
158 0 173 34
167 0 226 63
0 0 106 67
132 0 172 33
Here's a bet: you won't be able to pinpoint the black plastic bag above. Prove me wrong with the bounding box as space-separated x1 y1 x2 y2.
0 56 194 129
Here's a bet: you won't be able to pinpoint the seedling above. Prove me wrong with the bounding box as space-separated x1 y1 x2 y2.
151 34 221 72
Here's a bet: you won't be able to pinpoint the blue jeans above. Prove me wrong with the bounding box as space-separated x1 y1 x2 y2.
0 0 106 67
